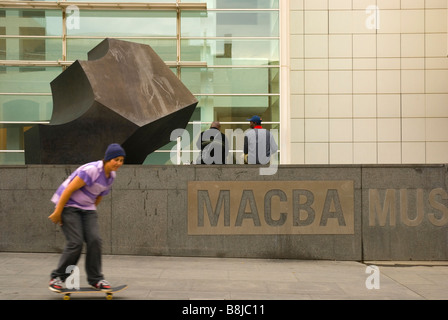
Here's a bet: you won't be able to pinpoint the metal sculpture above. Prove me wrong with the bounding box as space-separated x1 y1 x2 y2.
25 38 198 164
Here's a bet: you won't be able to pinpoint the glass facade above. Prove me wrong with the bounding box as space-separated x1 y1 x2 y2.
0 0 280 165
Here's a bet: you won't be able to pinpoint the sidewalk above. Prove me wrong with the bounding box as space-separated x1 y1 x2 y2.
1 252 448 300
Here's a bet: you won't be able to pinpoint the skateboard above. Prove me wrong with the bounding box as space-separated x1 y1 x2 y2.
54 284 128 300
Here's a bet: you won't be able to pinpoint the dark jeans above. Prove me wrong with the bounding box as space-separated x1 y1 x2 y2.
51 207 104 286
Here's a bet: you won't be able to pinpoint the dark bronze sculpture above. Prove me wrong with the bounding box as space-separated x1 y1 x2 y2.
25 38 198 164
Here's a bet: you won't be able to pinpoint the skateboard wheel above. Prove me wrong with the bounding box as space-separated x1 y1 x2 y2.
63 294 71 300
106 294 113 300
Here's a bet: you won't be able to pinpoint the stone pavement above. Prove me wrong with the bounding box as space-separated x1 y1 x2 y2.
1 252 448 301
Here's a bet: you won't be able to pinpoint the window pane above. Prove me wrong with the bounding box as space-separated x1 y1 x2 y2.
6 0 177 1
0 152 24 165
195 95 279 123
68 10 176 37
68 0 176 2
1 9 62 36
221 122 280 132
181 39 279 66
0 95 52 121
182 0 279 9
0 27 6 61
1 38 62 61
0 124 35 150
0 66 60 93
67 38 176 61
182 11 279 37
143 151 175 165
181 67 279 94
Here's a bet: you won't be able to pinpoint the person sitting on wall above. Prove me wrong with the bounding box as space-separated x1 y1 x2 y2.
244 115 278 165
196 121 228 164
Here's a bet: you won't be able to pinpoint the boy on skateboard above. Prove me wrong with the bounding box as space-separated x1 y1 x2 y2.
48 143 125 292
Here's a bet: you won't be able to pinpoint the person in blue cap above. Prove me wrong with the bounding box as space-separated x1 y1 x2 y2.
244 115 278 164
48 143 125 293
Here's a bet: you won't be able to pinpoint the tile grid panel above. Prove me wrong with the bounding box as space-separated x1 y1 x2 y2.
289 0 448 164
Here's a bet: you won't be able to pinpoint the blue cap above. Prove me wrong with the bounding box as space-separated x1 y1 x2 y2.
247 115 262 124
104 143 126 161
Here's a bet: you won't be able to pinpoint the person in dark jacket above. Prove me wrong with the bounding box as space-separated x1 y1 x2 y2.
197 121 228 164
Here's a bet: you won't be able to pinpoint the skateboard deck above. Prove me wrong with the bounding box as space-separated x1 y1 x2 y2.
54 284 128 300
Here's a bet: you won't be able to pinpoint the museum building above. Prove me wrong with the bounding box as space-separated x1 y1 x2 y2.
0 0 447 165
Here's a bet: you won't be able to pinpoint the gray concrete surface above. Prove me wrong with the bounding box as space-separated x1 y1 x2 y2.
2 164 448 261
1 252 448 301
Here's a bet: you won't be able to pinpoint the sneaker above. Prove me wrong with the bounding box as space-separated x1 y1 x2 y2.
92 279 112 292
49 277 64 292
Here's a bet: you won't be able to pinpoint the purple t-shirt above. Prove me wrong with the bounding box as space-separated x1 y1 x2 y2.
51 160 115 211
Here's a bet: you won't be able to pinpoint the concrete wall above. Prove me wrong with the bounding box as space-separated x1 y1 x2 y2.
1 164 447 260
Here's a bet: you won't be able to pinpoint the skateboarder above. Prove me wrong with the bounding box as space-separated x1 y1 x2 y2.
48 143 126 292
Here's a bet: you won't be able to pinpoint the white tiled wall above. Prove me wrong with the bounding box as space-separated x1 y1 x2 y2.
288 0 448 164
